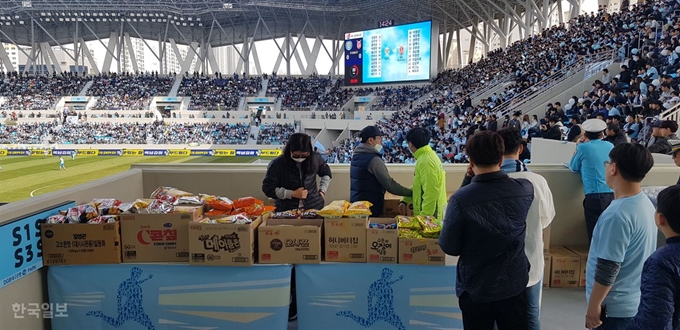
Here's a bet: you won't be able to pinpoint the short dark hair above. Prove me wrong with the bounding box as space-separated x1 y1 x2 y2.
406 127 430 149
608 143 654 182
466 131 504 167
607 122 621 133
658 185 680 233
497 128 523 155
585 131 602 140
549 116 560 124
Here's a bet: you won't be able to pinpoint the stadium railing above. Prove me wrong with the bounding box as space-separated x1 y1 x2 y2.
661 102 680 124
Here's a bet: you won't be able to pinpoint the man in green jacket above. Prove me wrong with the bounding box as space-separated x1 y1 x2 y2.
399 127 447 221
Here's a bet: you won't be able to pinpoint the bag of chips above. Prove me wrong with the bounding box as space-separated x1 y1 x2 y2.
88 215 118 224
174 196 202 205
67 204 99 223
300 210 321 219
271 210 300 219
206 197 234 211
233 197 264 209
344 201 373 217
213 214 253 225
318 200 350 218
146 199 174 214
46 215 67 224
369 222 398 229
396 216 421 230
204 209 232 218
398 228 423 239
93 198 123 216
416 216 441 237
173 206 201 214
151 186 193 199
233 203 270 216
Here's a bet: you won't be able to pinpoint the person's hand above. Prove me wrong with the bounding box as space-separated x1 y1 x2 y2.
540 124 547 130
398 202 407 215
466 164 474 177
319 191 325 199
585 304 603 329
292 188 308 199
577 136 588 143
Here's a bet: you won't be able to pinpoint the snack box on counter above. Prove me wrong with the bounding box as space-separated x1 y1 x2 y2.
188 216 262 267
258 216 323 264
398 238 446 265
366 218 398 264
119 205 204 263
324 217 369 263
41 221 122 265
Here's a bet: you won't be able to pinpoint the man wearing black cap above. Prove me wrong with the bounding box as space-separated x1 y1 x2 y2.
350 126 412 217
648 120 678 154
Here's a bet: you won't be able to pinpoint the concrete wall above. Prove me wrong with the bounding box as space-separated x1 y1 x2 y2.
0 170 144 330
531 138 677 165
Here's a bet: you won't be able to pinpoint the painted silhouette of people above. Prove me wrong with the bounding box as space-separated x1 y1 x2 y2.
86 267 155 330
337 268 405 330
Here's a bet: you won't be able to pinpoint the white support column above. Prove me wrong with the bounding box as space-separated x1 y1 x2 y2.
286 33 292 76
272 37 289 75
124 33 139 73
456 29 462 68
444 29 454 70
328 39 344 76
102 32 118 73
292 35 306 75
236 42 247 75
0 44 15 72
79 38 99 75
298 36 322 75
251 42 262 76
242 38 250 76
207 44 219 74
40 43 54 74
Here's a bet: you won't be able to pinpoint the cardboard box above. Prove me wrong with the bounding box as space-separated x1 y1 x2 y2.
188 217 261 266
382 198 402 218
120 207 202 263
398 238 446 265
324 217 369 262
542 225 552 254
258 218 323 264
549 247 581 288
566 245 590 287
41 222 121 265
366 218 398 264
543 254 551 289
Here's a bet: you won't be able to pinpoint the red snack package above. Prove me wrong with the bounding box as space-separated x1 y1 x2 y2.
204 209 231 218
232 197 263 209
206 197 234 211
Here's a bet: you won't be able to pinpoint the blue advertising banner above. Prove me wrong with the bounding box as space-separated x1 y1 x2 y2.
0 201 75 289
51 150 73 156
235 149 259 157
190 150 214 156
97 150 122 156
161 97 179 103
143 150 168 156
6 149 30 156
48 264 292 330
296 263 462 330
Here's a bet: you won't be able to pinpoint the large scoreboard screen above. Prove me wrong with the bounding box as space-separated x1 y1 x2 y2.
344 21 432 85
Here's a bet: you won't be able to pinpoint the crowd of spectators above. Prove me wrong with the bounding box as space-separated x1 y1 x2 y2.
316 79 353 110
87 72 173 110
179 73 262 110
0 121 250 145
0 72 89 110
267 74 333 108
257 123 295 145
375 85 432 109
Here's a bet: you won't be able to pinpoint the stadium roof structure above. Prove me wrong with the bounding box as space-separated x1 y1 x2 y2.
0 0 578 74
0 0 576 47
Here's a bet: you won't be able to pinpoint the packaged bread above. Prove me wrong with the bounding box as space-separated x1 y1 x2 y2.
344 201 373 217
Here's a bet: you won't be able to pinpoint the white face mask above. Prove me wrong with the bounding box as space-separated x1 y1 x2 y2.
374 144 383 153
291 155 307 163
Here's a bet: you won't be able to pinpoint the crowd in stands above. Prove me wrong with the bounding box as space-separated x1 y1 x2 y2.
267 74 333 108
375 85 432 109
257 123 295 145
179 73 262 110
316 79 353 109
0 122 250 145
87 72 173 110
0 72 89 110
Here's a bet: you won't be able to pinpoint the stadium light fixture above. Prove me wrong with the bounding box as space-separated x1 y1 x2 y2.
15 15 20 19
162 19 167 22
96 18 100 21
40 12 45 16
47 12 51 16
189 23 194 26
151 18 156 22
19 20 24 24
59 18 63 21
182 22 186 26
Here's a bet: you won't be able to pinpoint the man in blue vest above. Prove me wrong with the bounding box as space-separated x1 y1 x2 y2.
350 126 412 217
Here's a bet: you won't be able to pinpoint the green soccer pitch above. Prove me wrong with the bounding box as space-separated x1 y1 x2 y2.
0 156 269 203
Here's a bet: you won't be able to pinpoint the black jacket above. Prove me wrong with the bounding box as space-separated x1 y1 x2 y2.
605 131 628 146
541 124 562 140
262 153 331 211
648 136 672 154
440 171 534 303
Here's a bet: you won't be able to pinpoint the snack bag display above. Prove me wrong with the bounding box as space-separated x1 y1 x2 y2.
398 228 423 239
204 209 232 218
416 216 442 238
396 216 421 230
271 210 300 219
173 206 201 214
67 204 99 223
213 214 252 224
87 215 118 224
46 215 67 224
369 222 398 229
151 186 193 199
233 197 264 209
300 210 321 219
205 197 234 211
146 199 174 214
126 199 151 213
91 199 122 216
318 200 350 218
344 201 373 217
175 196 202 205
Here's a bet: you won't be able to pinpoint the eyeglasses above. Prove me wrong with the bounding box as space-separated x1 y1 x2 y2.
604 160 614 167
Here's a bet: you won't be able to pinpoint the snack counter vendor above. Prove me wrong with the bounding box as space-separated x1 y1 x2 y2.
262 133 332 212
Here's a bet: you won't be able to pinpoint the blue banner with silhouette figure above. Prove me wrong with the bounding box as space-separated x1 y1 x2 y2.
48 264 292 330
296 263 462 330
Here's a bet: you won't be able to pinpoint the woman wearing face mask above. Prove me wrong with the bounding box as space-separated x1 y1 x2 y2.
262 132 332 212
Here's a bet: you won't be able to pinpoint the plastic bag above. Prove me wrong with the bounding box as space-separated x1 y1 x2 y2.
416 216 441 238
146 199 174 214
88 215 118 224
271 210 300 219
318 200 350 218
67 204 99 223
398 228 422 238
206 197 234 211
300 210 321 219
233 197 264 209
344 201 373 217
46 215 67 224
175 196 202 205
151 186 193 199
213 214 252 224
204 209 232 218
369 222 398 229
396 216 421 230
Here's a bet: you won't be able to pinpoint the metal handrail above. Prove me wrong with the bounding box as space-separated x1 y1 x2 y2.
494 50 615 117
660 102 680 122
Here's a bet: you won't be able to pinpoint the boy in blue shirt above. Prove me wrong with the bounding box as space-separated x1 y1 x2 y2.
630 185 680 329
585 144 657 329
